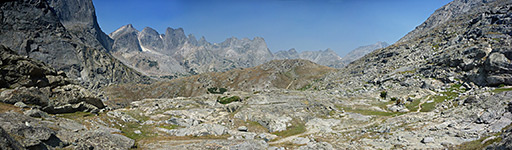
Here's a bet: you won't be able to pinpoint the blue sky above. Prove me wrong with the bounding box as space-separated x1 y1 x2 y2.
93 0 452 56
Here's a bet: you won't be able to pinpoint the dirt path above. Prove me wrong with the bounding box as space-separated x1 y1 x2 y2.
416 95 431 112
286 80 294 89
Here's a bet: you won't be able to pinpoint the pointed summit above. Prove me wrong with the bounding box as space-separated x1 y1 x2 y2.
109 24 139 39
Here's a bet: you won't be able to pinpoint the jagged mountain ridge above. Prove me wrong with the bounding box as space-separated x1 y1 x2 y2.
110 25 381 77
109 24 274 77
0 0 150 89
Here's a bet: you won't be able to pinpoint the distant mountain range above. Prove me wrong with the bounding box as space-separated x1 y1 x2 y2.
109 24 387 78
340 41 389 65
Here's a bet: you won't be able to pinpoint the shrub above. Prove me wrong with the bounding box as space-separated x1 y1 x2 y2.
208 87 227 94
217 96 241 104
380 91 387 99
390 97 397 101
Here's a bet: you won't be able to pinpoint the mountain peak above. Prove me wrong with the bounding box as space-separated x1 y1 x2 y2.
109 24 139 39
141 27 158 34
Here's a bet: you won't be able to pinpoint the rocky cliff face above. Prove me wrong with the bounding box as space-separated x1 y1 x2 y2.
398 0 497 43
0 45 104 113
340 41 389 65
0 0 150 89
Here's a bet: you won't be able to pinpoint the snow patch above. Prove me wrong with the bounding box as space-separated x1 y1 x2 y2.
140 45 163 55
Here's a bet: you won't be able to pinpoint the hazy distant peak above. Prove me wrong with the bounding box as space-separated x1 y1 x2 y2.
375 41 389 47
253 37 265 41
340 41 389 65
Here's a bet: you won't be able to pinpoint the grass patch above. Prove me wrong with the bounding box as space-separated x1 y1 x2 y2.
298 84 312 91
405 99 421 112
217 96 241 104
121 123 156 141
420 84 464 112
57 111 93 119
158 124 180 130
398 69 417 74
456 133 502 150
272 123 306 137
232 119 268 133
123 110 150 121
492 88 512 93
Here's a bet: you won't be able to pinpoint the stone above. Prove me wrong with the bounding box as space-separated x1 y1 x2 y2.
23 109 49 118
134 130 142 134
421 137 434 144
293 137 311 145
238 126 248 132
165 123 227 136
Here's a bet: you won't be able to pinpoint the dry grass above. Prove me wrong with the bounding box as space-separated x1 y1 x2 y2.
232 118 269 133
0 102 23 113
103 59 335 107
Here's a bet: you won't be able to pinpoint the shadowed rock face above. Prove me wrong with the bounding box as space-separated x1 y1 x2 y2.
0 0 150 89
0 45 104 114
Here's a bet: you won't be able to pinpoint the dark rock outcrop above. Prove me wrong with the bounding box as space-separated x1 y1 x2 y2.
0 0 150 89
0 45 104 113
0 112 135 150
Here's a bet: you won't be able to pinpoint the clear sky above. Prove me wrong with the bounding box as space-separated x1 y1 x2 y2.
93 0 452 56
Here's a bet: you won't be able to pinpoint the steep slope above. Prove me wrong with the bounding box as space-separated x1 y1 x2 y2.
398 0 497 43
323 0 511 90
340 41 389 65
0 0 150 88
103 59 335 108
